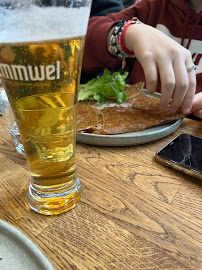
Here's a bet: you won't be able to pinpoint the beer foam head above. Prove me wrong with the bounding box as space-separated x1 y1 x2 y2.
0 3 91 43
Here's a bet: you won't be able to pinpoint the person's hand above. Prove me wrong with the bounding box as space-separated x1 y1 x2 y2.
124 23 196 114
192 92 202 118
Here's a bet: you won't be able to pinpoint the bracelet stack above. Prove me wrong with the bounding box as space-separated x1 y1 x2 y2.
108 17 142 68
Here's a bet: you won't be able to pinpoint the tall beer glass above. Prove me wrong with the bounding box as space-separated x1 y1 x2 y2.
0 0 92 215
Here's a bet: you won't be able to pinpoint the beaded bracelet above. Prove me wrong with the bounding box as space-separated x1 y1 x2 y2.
108 17 142 68
108 20 126 59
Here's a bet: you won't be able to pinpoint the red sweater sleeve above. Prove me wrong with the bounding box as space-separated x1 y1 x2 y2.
82 0 202 94
82 0 150 73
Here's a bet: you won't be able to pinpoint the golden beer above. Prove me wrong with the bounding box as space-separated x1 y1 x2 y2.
0 37 85 113
0 38 84 215
0 1 92 215
17 93 81 214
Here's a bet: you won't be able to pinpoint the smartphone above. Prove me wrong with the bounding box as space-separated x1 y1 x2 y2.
155 134 202 180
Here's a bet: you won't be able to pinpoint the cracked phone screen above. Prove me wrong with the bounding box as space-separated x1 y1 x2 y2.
157 134 202 173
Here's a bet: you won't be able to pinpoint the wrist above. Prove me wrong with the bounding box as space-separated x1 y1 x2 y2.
107 17 142 64
124 23 142 53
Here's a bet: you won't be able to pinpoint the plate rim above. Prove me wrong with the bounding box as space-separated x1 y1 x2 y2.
76 89 183 146
76 119 183 146
0 220 55 270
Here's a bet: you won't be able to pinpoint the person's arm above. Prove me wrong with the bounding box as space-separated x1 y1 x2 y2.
82 5 140 72
123 23 196 115
80 0 125 83
83 1 197 115
105 22 196 115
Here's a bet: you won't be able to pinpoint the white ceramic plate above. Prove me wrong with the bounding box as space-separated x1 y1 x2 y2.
0 220 55 270
76 90 183 146
76 119 183 146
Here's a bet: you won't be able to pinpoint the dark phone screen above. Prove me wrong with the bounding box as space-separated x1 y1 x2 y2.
157 134 202 172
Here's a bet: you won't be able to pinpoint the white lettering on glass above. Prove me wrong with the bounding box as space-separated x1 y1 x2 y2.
0 61 61 81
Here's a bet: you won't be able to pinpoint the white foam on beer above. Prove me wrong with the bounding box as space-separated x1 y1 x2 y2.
0 5 90 43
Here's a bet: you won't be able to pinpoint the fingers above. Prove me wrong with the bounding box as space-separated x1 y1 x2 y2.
180 70 196 114
168 60 188 112
142 51 196 114
168 57 196 114
129 24 196 113
157 60 175 110
192 92 202 110
193 110 202 118
192 92 202 118
140 52 158 94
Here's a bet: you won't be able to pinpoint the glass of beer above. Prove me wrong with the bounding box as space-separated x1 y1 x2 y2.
0 0 92 215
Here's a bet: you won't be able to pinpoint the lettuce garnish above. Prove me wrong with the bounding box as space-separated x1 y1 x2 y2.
78 69 129 104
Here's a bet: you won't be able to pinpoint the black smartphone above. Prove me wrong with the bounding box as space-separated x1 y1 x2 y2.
155 134 202 180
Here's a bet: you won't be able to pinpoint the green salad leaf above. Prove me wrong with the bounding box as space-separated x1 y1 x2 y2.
78 69 129 104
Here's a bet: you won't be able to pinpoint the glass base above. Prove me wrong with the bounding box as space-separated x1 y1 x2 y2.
27 177 82 215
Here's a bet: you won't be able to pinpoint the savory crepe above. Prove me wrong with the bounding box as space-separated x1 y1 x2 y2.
76 82 185 135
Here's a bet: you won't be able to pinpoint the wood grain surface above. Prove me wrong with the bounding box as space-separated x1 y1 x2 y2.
0 116 201 270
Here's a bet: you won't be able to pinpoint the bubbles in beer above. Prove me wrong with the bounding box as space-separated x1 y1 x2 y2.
0 4 90 43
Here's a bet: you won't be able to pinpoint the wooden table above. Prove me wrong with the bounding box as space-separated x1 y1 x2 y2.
0 116 201 270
